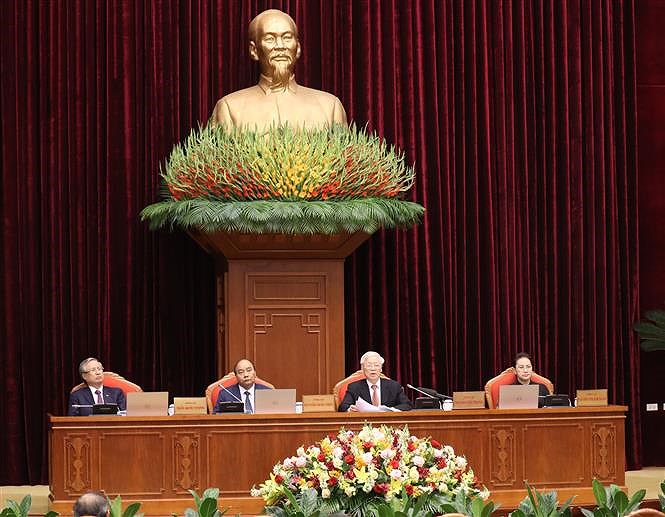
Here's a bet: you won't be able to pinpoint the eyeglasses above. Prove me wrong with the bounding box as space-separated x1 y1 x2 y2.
84 366 104 374
364 363 382 370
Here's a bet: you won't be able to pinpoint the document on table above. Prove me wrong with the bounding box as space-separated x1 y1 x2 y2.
355 397 400 412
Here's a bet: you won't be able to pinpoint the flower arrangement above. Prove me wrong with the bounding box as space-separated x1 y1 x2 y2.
251 423 487 516
140 124 425 235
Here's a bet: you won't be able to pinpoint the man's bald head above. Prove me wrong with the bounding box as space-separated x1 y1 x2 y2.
73 492 109 517
248 9 298 43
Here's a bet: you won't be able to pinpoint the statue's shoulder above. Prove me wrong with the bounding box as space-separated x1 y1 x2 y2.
218 85 263 106
298 85 343 104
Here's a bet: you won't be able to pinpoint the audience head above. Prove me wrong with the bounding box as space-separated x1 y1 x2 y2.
73 491 109 517
360 351 384 384
514 352 533 384
79 357 105 389
234 358 257 390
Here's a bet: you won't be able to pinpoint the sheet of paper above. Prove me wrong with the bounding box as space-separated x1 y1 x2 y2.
355 397 400 412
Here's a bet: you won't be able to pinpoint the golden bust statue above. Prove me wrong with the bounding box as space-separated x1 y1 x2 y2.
210 9 347 131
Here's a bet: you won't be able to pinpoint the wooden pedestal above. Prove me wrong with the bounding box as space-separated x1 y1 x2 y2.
189 230 370 395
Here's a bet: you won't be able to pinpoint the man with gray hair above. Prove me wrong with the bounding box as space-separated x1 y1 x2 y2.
67 357 126 416
338 351 412 412
73 491 109 517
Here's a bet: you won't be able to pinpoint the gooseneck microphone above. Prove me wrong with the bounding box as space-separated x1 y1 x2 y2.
407 384 437 399
406 384 452 400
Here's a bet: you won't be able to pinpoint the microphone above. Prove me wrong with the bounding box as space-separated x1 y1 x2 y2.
407 385 452 400
407 384 438 399
219 384 242 403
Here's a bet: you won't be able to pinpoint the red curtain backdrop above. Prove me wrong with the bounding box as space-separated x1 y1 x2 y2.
636 0 665 466
0 0 640 484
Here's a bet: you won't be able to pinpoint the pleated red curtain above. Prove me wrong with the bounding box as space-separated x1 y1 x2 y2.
0 0 639 484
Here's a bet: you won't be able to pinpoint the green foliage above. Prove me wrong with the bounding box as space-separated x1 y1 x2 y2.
160 123 415 201
142 123 425 235
633 308 665 351
374 490 435 517
437 491 497 517
658 481 665 511
264 487 463 517
140 198 425 234
509 483 573 517
0 495 58 517
579 479 645 517
264 488 325 517
175 488 226 517
108 495 143 517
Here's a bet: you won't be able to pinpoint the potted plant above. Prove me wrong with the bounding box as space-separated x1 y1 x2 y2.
251 423 487 517
140 124 424 235
633 308 665 352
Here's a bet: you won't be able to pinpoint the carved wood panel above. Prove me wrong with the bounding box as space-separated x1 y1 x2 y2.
173 432 201 494
488 426 516 487
591 423 617 481
64 434 91 494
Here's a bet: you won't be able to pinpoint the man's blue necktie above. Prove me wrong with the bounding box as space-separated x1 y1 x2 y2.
244 391 253 414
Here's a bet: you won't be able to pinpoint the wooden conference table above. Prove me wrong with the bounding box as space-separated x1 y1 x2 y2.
49 406 626 515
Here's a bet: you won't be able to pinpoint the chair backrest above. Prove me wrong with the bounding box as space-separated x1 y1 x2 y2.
484 367 554 409
205 372 275 413
332 369 390 409
70 371 143 395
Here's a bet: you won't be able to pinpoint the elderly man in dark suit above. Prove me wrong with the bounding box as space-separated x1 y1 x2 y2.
68 357 126 416
338 351 412 412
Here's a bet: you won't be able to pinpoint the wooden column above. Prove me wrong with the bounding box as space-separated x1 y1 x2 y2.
189 231 370 396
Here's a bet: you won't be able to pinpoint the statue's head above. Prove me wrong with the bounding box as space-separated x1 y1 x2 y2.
248 9 301 85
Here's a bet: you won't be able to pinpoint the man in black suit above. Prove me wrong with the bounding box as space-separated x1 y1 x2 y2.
338 351 412 412
213 358 272 414
67 357 126 416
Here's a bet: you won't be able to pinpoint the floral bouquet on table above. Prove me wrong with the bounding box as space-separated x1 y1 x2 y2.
251 423 488 517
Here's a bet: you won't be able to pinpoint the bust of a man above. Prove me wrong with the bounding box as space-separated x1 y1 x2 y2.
210 9 347 132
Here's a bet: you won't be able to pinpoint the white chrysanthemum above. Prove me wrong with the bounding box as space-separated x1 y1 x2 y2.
479 488 490 500
332 457 343 469
361 452 373 465
310 446 321 456
294 456 307 468
389 469 402 479
380 448 395 459
297 446 305 456
455 456 467 468
409 466 420 481
283 457 294 468
344 486 356 497
412 455 425 467
444 445 455 456
372 428 386 442
321 487 331 498
358 427 372 441
433 448 444 458
333 446 344 458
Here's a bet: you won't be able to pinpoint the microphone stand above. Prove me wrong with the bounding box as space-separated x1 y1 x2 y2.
406 384 442 409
